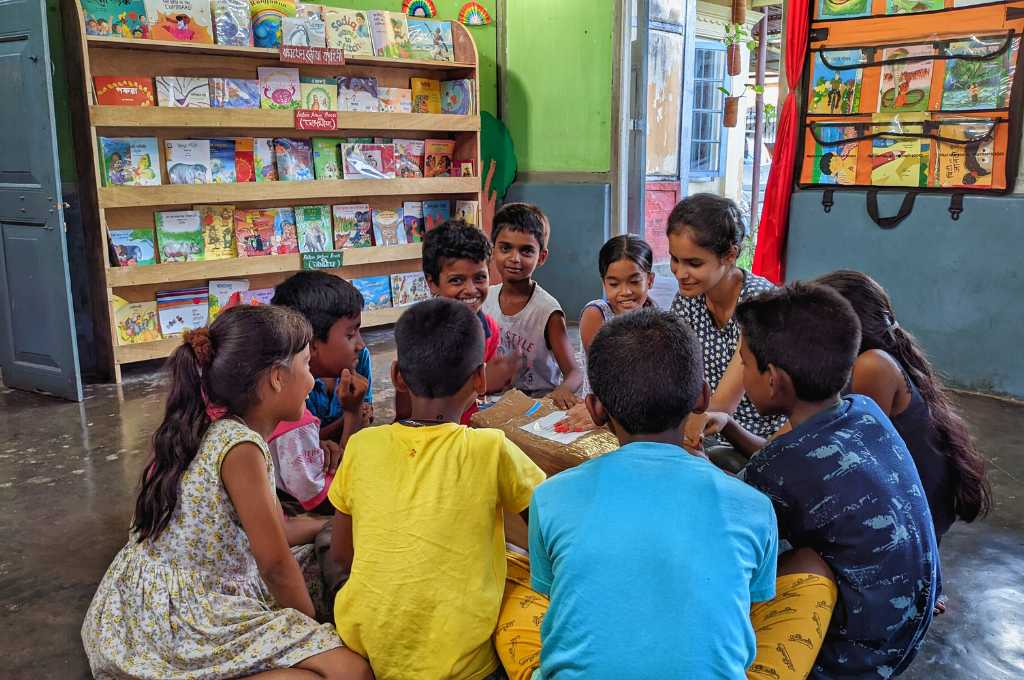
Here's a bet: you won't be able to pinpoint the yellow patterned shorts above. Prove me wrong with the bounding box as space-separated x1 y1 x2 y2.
494 553 837 680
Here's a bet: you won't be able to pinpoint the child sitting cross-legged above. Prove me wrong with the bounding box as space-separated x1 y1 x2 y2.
328 297 547 680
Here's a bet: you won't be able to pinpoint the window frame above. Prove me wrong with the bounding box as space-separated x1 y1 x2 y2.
689 38 730 180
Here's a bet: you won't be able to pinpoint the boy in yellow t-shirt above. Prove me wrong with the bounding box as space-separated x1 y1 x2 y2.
328 297 546 680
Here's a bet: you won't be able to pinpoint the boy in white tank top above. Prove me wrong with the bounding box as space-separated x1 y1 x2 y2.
481 203 583 407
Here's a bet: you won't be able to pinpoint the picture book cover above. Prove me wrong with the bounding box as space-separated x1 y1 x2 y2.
422 199 450 232
332 203 373 248
112 296 161 345
378 87 413 113
235 137 255 182
238 288 276 305
251 0 296 48
156 287 210 336
411 77 441 113
94 77 155 106
942 37 1014 111
197 204 236 259
808 125 859 185
144 0 214 43
165 139 212 184
212 0 252 45
210 138 237 183
295 2 322 19
83 0 149 38
953 0 999 5
156 76 210 107
871 123 929 187
886 0 943 13
372 208 406 247
274 138 315 181
258 66 301 110
155 209 205 262
100 137 161 186
338 77 380 112
272 207 300 254
441 79 473 115
879 45 934 113
407 18 454 62
312 137 343 179
423 138 455 177
368 10 411 59
295 205 333 252
402 201 424 242
233 209 276 256
210 78 261 108
455 200 478 227
390 271 430 307
208 279 249 320
394 139 424 178
300 76 337 111
817 0 871 19
255 138 278 182
808 50 864 115
283 14 325 47
342 143 396 179
324 8 374 56
934 121 996 188
109 228 157 266
352 275 392 310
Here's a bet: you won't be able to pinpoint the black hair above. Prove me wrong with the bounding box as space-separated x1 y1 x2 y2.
819 153 836 176
736 282 861 402
271 271 363 341
491 202 548 249
395 297 484 398
665 193 746 257
598 234 654 278
588 309 704 435
133 305 312 542
421 219 492 284
814 270 992 522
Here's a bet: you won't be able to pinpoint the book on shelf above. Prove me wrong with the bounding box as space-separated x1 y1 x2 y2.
155 210 206 262
210 78 260 108
156 76 211 107
378 87 413 113
879 45 934 114
144 0 214 43
441 79 474 115
93 77 155 106
210 138 237 183
341 143 396 179
165 139 212 184
332 203 373 248
274 138 315 181
423 138 455 177
208 279 250 320
272 207 300 254
300 76 338 111
113 296 162 345
197 204 237 259
283 10 326 47
323 8 374 56
295 205 333 252
394 139 424 178
422 199 450 232
411 78 441 113
455 159 475 177
251 0 296 48
372 207 407 247
238 288 276 305
312 137 343 180
235 138 255 182
353 275 393 310
234 208 277 256
109 228 157 266
369 10 411 59
455 200 479 227
255 137 278 181
390 272 430 307
157 287 210 336
99 137 161 186
407 18 454 62
212 0 252 46
402 201 424 243
258 67 301 110
338 77 380 112
83 0 149 38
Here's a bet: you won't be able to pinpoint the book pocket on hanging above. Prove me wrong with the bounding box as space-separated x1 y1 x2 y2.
930 117 1008 188
801 120 872 185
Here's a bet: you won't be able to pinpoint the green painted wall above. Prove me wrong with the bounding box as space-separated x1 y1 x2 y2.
503 1 615 173
47 0 77 182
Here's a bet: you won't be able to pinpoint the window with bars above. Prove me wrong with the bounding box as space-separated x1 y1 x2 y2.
690 41 729 178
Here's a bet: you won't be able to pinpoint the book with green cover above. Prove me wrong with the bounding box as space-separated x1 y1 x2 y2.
300 76 337 111
942 37 1014 111
312 137 343 180
155 210 205 262
295 205 333 252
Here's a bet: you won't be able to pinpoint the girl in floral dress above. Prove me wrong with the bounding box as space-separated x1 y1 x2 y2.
82 305 372 680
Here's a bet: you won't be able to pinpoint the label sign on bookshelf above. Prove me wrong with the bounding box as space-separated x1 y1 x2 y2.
279 46 346 66
301 251 343 270
295 109 338 131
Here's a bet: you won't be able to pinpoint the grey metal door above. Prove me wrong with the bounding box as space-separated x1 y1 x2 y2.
0 0 83 401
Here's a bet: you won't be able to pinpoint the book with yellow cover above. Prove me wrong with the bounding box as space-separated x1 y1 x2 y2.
112 295 162 345
411 77 441 113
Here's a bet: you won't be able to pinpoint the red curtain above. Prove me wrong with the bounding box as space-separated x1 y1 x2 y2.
752 0 811 284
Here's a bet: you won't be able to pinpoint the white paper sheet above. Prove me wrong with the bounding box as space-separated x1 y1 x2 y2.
519 411 590 446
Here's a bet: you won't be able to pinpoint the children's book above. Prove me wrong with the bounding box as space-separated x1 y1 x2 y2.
378 87 413 113
886 0 943 13
155 210 205 262
83 0 149 38
402 201 424 242
411 77 441 113
274 138 315 181
210 138 237 183
208 279 250 320
212 0 252 45
341 143 396 179
254 138 278 182
283 14 325 47
156 287 210 336
312 137 343 179
258 67 301 109
338 77 380 112
100 137 161 186
210 78 261 108
272 207 300 254
441 79 474 115
235 137 255 182
369 10 411 59
455 200 478 227
933 121 996 188
324 8 374 56
372 207 406 247
817 0 870 19
144 0 214 42
112 296 161 345
807 50 864 115
394 139 424 178
165 139 212 184
390 271 430 307
233 209 276 256
871 122 929 187
94 77 155 106
251 0 296 48
109 228 157 266
332 203 373 248
809 125 860 185
197 204 236 259
156 76 210 107
879 45 934 113
942 37 1013 111
352 275 392 310
423 138 455 177
300 77 338 111
407 18 453 62
295 205 334 252
238 288 276 305
422 199 450 232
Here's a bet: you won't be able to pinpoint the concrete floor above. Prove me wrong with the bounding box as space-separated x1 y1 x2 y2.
0 328 1022 679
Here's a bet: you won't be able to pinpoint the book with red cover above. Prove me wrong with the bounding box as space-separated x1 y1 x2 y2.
423 138 455 177
94 77 156 106
233 209 276 256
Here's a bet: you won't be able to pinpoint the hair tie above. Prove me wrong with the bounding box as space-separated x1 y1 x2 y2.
183 327 213 369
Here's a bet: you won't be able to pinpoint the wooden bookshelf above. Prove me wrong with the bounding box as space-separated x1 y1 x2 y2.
67 5 482 382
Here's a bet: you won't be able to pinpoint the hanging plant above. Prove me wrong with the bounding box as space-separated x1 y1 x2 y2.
718 84 763 128
722 23 756 76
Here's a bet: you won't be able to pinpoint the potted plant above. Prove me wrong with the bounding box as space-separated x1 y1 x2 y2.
723 23 757 76
718 84 764 128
